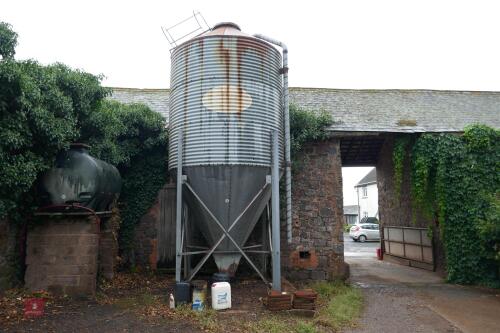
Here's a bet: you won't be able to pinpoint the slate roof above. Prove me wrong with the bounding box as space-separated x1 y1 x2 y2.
110 88 170 119
343 205 359 216
109 87 500 133
355 168 377 187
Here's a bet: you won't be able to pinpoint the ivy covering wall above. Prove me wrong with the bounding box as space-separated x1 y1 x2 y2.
289 104 333 167
393 125 499 286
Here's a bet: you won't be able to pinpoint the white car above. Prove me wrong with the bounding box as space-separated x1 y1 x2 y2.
349 223 380 242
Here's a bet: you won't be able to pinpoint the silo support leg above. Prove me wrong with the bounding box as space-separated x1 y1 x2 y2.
175 131 184 283
271 130 281 291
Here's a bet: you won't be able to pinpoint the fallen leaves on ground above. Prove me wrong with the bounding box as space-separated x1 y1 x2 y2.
0 289 26 326
96 272 174 305
0 289 61 328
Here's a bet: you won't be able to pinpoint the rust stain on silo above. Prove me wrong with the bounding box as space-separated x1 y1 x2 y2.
218 39 231 115
236 39 244 117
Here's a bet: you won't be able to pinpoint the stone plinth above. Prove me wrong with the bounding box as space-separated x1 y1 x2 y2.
25 216 99 296
98 212 120 280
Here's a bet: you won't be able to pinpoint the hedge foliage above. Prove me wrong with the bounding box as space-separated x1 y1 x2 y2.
0 23 168 274
88 100 168 256
395 125 499 286
0 59 108 219
0 22 17 59
0 60 168 238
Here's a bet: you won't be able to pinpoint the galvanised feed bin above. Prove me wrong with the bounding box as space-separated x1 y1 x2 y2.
168 22 284 276
39 143 122 212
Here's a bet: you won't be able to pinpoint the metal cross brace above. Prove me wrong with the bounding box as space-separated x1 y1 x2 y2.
184 181 270 284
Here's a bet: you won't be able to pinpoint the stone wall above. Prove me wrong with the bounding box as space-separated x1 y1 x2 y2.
129 141 348 282
132 198 160 270
377 135 446 274
0 219 19 291
282 139 346 281
98 212 120 280
25 216 100 296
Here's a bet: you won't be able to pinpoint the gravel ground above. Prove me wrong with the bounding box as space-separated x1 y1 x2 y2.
3 237 498 333
343 235 500 333
4 302 202 333
1 273 204 333
345 284 460 333
0 274 270 333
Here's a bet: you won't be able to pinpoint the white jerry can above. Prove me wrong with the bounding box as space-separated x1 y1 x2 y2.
211 282 231 310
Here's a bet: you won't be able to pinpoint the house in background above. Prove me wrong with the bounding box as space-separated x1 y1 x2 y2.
343 205 359 225
355 168 378 223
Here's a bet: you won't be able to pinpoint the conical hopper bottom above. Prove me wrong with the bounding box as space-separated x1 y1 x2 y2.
183 165 270 276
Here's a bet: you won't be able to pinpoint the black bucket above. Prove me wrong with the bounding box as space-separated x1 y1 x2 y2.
174 282 191 305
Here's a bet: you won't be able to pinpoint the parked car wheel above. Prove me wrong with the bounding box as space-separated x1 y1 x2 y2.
359 235 367 243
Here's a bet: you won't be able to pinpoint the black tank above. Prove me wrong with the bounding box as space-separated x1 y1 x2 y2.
39 143 122 212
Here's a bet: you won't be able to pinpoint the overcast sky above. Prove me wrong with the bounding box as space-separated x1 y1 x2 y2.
3 0 498 207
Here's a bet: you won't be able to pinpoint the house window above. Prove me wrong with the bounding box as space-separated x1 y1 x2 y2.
362 186 368 197
363 211 368 218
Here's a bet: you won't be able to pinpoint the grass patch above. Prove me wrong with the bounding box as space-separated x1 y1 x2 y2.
173 304 219 332
295 320 320 333
247 316 291 333
247 316 318 333
312 281 363 331
245 281 362 333
95 273 362 333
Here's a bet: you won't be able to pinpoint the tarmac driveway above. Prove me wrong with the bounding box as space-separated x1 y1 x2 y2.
343 234 500 333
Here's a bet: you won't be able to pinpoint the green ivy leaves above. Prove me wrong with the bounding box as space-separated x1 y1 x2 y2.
393 136 411 199
289 104 333 168
0 22 17 60
398 126 500 286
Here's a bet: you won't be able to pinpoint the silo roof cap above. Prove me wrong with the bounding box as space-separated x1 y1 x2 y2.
201 22 251 38
212 22 241 31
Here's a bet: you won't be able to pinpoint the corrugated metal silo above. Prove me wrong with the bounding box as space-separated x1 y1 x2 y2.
168 22 283 277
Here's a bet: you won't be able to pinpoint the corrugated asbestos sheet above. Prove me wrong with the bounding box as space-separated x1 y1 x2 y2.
109 87 500 133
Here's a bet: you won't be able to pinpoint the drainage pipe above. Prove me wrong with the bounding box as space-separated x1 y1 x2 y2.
253 33 292 244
